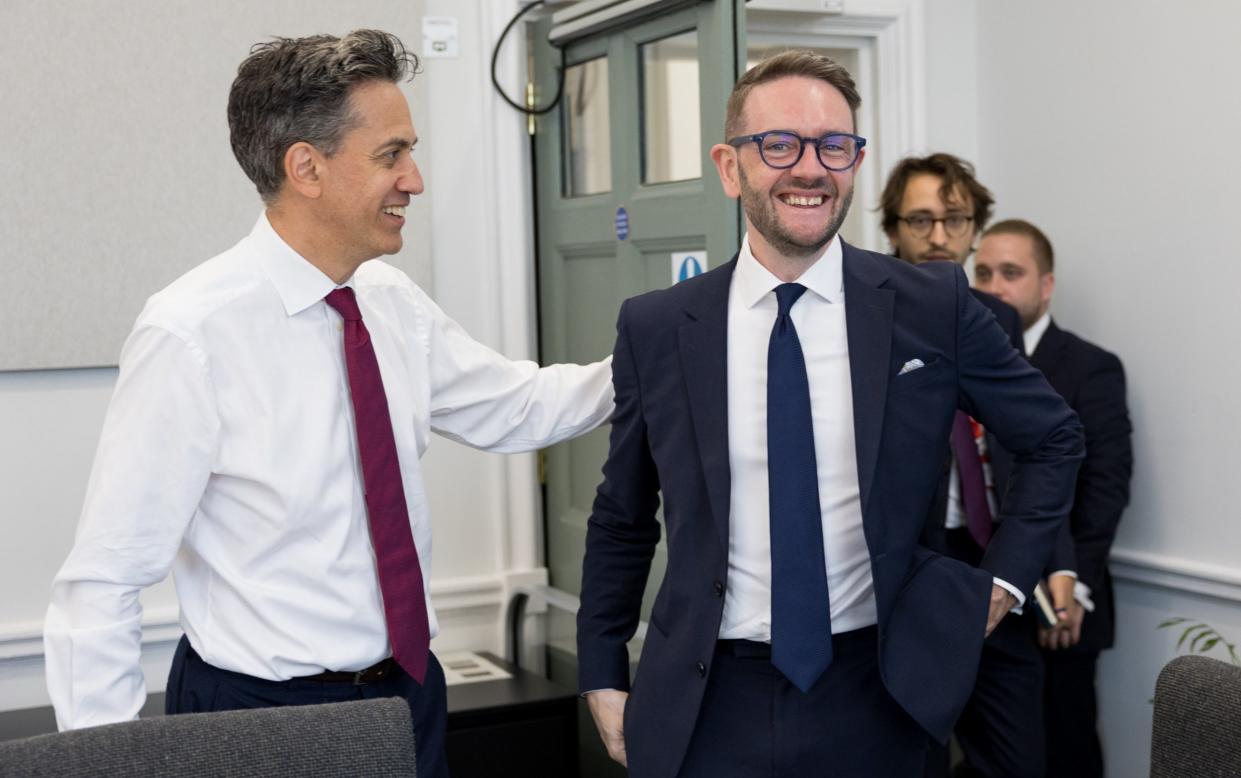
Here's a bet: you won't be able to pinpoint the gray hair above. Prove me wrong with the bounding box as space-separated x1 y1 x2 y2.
227 29 418 203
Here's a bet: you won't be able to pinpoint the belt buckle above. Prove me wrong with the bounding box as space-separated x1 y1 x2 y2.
352 660 389 685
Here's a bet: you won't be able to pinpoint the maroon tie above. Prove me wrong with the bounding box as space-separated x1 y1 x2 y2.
951 410 993 548
325 287 429 683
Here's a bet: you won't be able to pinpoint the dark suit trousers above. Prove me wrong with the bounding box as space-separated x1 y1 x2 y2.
165 635 448 778
1043 649 1103 778
676 627 928 778
925 529 1046 778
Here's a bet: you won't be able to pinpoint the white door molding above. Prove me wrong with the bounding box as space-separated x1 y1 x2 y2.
747 0 927 251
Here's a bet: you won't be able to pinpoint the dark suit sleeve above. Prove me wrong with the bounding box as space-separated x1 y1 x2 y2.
1047 520 1077 575
953 269 1084 596
992 293 1026 357
1067 350 1132 594
576 299 662 694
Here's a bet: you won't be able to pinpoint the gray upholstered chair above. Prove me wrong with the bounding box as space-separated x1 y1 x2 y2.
1150 654 1241 778
0 697 415 778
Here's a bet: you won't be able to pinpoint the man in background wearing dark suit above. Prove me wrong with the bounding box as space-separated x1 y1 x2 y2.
577 52 1083 778
976 219 1133 778
880 154 1072 778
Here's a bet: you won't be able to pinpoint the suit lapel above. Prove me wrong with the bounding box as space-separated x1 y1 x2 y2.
1030 318 1065 374
842 243 894 518
679 259 737 552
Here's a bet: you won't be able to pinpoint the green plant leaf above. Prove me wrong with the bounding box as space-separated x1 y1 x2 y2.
1186 630 1216 655
1178 624 1208 650
1158 616 1239 666
1191 630 1218 652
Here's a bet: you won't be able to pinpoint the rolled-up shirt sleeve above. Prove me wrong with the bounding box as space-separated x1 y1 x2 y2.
44 325 218 730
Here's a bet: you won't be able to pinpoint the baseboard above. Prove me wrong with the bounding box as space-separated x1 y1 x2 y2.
1110 547 1241 604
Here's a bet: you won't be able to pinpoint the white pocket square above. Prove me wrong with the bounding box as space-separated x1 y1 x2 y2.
898 358 926 376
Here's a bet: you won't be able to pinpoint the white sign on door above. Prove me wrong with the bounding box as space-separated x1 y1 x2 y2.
672 251 706 285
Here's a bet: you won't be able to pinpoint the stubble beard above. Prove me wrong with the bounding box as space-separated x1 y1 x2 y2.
739 165 854 261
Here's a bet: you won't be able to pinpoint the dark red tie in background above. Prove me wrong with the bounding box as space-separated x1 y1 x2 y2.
951 410 993 549
325 287 429 683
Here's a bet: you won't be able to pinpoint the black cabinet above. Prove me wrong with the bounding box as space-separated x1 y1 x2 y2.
445 653 578 777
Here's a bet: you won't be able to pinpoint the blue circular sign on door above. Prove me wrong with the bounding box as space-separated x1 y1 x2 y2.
615 206 629 241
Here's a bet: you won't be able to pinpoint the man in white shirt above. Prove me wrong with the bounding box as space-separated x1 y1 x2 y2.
975 219 1132 778
576 51 1082 778
43 30 612 778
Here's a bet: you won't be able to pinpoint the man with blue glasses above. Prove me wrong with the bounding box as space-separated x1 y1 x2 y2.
578 50 1083 777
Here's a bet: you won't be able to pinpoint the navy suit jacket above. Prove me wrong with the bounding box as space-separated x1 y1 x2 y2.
577 242 1084 778
922 290 1027 561
1029 320 1132 651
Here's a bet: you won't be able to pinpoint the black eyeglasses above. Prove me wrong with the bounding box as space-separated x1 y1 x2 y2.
726 130 866 171
896 214 974 238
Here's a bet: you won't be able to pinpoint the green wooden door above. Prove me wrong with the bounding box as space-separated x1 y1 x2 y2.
533 0 745 612
531 6 746 771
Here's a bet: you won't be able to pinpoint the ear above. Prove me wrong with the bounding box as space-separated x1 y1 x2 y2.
1041 271 1055 306
710 143 741 199
283 141 325 199
883 225 899 253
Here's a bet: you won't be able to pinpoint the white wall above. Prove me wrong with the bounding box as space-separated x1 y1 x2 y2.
0 0 544 714
923 0 979 160
975 2 1241 775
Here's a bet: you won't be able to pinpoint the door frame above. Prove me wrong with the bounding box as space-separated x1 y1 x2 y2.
748 0 928 251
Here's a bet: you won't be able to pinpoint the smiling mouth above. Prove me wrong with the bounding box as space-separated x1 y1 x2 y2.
382 205 406 217
778 194 824 207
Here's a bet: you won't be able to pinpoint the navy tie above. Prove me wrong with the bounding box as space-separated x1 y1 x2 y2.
768 282 832 692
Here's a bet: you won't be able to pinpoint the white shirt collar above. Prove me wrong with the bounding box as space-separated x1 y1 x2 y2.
251 212 344 317
1024 310 1053 355
735 233 844 309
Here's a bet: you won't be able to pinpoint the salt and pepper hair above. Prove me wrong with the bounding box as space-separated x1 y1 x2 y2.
227 29 419 203
983 218 1056 275
724 49 862 138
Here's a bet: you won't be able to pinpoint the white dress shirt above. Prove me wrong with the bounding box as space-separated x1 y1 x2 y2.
720 235 878 639
44 213 614 730
1024 311 1052 356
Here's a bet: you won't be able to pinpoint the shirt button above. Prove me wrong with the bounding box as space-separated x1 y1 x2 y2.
337 323 343 332
713 580 725 597
696 661 706 677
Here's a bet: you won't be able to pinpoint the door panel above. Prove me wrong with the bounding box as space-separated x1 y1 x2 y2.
533 0 744 624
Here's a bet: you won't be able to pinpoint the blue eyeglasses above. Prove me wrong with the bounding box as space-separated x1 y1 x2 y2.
727 130 866 171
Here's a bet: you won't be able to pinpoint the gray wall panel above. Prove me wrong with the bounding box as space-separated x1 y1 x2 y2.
0 1 432 370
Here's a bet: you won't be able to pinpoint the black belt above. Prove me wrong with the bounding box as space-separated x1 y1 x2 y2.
717 626 879 659
296 657 400 685
716 639 772 658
